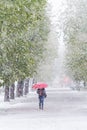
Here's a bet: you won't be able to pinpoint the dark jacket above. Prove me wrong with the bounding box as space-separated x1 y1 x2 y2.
37 88 47 98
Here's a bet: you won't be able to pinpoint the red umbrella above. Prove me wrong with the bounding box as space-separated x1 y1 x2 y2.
32 82 48 89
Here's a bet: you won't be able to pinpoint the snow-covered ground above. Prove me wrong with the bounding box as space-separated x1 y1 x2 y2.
0 88 87 130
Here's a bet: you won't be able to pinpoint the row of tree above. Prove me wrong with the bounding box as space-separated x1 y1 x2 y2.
0 0 49 101
62 0 87 88
4 78 30 101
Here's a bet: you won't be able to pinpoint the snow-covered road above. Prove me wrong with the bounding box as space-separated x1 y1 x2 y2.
0 88 87 130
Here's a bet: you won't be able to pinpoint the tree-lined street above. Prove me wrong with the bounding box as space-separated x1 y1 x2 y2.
0 0 87 129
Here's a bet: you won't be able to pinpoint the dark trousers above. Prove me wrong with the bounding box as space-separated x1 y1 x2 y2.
39 96 44 110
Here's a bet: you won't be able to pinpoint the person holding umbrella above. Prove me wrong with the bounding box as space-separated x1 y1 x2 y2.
32 83 47 110
37 88 47 110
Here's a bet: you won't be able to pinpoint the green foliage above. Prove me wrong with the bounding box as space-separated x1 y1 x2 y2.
0 0 49 86
64 0 87 82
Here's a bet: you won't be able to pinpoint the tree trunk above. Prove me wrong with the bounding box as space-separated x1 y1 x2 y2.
4 86 10 102
20 80 24 96
24 78 29 95
10 83 15 99
16 80 24 97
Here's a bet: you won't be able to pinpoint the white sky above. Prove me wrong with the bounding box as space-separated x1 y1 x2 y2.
47 0 67 25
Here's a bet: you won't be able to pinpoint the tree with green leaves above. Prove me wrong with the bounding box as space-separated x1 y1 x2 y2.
63 0 87 86
0 0 49 101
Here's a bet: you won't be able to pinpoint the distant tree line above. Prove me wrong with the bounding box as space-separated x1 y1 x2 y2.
62 0 87 89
